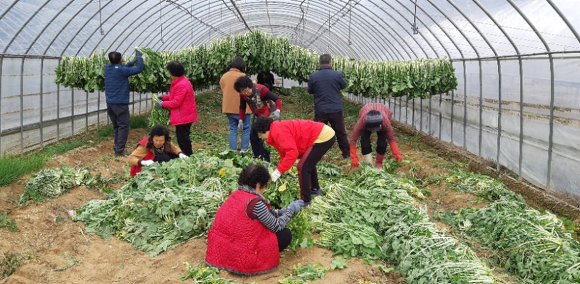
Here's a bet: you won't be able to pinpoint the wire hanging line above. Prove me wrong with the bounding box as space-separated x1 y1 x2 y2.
411 0 419 34
229 0 252 31
99 0 104 35
304 0 357 48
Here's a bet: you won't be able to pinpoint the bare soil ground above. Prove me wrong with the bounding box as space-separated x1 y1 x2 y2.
2 90 578 283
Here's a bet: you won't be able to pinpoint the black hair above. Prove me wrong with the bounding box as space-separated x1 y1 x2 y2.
319 54 332 65
252 116 274 136
146 125 171 149
167 61 185 77
233 76 254 92
108 51 122 64
230 57 246 73
238 164 271 188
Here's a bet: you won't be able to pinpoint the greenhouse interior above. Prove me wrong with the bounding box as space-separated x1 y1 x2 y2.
1 1 580 283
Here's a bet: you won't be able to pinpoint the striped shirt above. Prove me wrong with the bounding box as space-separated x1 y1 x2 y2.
253 201 294 233
348 103 396 145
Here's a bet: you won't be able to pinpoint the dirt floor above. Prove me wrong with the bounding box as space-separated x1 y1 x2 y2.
2 90 579 283
0 128 405 284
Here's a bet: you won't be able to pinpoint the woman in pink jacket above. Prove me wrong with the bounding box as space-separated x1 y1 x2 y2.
155 61 198 155
252 117 336 205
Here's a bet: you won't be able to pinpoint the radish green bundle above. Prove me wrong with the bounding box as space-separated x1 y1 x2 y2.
55 30 457 100
443 198 580 283
308 165 495 283
148 94 170 127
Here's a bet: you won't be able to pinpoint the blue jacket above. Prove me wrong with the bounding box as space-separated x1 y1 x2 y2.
307 66 347 115
104 57 144 104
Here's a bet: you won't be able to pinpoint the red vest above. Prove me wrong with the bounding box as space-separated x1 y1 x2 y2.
130 137 154 177
205 190 279 275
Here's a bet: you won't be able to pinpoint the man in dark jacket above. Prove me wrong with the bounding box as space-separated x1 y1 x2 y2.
104 50 144 156
307 54 350 159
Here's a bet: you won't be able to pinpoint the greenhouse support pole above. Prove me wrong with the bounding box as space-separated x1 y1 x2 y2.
139 92 142 114
463 60 467 148
478 60 483 157
85 91 89 132
0 56 3 153
20 58 24 154
71 88 75 136
496 59 503 172
97 91 100 131
405 95 409 125
412 98 415 128
132 91 135 115
57 60 61 142
398 96 402 122
420 99 423 132
546 54 555 189
451 90 454 143
40 58 44 148
429 96 432 135
518 56 524 180
439 92 443 139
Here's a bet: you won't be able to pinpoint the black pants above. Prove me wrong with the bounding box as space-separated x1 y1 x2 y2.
107 104 130 155
360 129 387 155
250 128 270 162
314 112 350 158
298 136 336 203
175 123 193 156
276 228 292 252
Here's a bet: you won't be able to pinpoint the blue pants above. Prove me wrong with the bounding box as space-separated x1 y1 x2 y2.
227 114 251 151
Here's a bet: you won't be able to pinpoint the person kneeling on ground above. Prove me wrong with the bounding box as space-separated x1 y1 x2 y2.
205 164 304 275
128 125 188 177
252 117 336 206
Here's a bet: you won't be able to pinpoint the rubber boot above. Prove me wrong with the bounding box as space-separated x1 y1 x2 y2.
363 154 372 164
375 153 385 169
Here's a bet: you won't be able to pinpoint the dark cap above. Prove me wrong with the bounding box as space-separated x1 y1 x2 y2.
365 110 382 132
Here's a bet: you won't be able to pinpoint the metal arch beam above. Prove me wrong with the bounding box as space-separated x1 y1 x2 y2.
153 15 359 61
365 0 436 59
292 0 411 60
546 0 580 46
164 0 229 36
302 0 355 47
391 0 458 59
423 0 479 58
42 1 93 56
444 0 498 57
58 1 116 57
471 0 520 55
234 1 408 60
24 0 75 55
2 0 51 54
155 1 394 60
150 3 386 60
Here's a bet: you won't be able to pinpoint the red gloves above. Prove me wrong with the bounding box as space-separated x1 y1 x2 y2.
350 145 359 168
389 141 403 163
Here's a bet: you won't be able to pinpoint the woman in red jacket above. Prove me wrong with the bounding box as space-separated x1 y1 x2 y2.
205 164 304 275
155 61 198 156
252 117 336 205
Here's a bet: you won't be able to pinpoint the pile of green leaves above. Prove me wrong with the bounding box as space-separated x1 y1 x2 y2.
309 164 495 283
55 30 457 99
179 262 239 283
149 93 170 127
18 166 103 205
74 151 313 256
278 263 327 284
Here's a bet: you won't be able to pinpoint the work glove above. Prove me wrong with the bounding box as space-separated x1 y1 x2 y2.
157 94 164 101
155 102 163 108
178 153 188 159
270 169 281 182
272 109 281 121
136 50 143 57
349 145 359 168
238 120 244 130
389 141 403 163
140 160 154 166
288 200 305 213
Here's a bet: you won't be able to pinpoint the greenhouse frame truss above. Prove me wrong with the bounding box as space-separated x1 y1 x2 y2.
0 0 579 203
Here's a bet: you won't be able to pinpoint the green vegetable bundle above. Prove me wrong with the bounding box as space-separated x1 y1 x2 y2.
308 165 495 283
55 30 457 100
18 166 99 205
